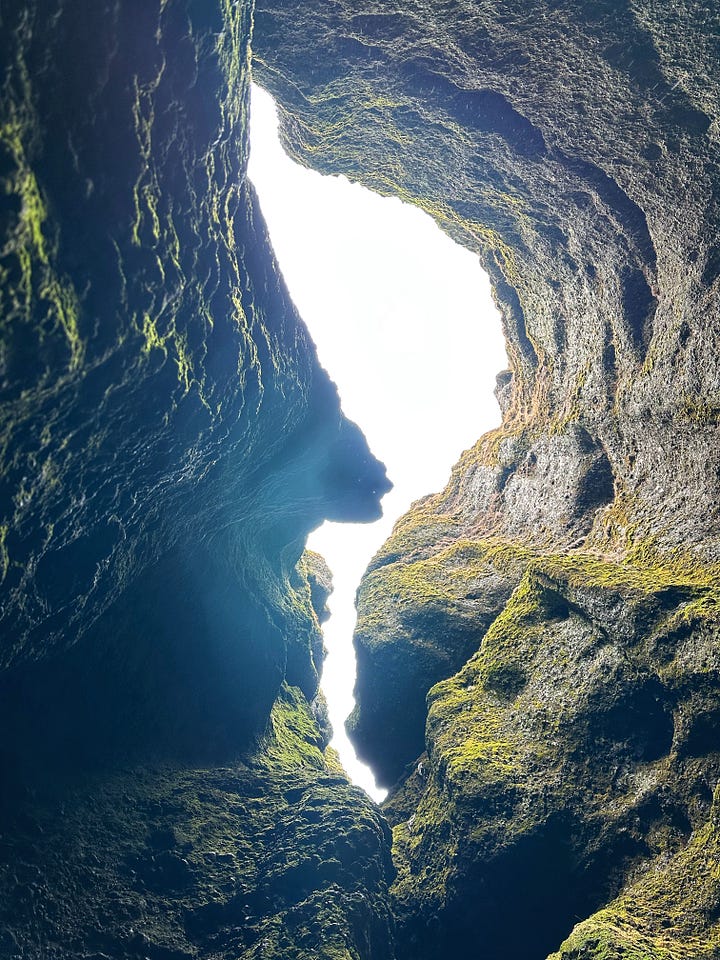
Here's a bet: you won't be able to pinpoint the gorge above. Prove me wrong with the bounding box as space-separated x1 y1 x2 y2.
247 80 507 798
1 1 720 959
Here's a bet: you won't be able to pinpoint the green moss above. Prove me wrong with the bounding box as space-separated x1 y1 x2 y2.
358 536 526 635
363 532 720 630
261 684 327 772
391 784 459 909
387 536 720 936
1 120 84 369
423 573 558 786
415 536 720 779
681 397 720 425
442 718 518 778
548 363 591 435
549 794 720 960
1 727 392 960
480 567 544 642
141 313 167 356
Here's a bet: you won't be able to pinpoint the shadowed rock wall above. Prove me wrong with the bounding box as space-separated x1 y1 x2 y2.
0 0 388 755
0 1 396 956
253 2 720 958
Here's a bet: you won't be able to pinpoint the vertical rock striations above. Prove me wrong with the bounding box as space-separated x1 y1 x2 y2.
0 0 389 756
254 1 720 957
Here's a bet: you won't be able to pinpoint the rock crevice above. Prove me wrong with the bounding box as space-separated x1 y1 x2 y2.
254 0 720 957
2 0 720 958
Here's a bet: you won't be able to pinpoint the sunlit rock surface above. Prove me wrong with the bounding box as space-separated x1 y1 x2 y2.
0 1 394 956
254 1 720 957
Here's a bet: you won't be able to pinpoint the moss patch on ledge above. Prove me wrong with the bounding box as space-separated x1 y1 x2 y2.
363 535 720 624
261 684 328 771
384 536 720 959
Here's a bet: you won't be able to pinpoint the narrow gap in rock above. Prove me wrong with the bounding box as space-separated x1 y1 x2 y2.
248 84 507 800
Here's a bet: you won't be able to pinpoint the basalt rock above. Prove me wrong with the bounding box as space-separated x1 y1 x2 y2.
253 1 720 958
0 0 390 759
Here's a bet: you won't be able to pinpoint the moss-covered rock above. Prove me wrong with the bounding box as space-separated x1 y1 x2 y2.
253 2 720 956
385 549 720 958
548 785 720 960
0 0 398 794
0 0 390 763
4 0 720 955
0 684 397 959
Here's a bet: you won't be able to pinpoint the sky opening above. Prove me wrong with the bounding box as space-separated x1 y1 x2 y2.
248 84 507 801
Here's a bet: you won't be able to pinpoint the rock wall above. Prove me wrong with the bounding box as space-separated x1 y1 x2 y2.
4 0 720 956
0 0 390 762
0 684 396 960
253 1 720 957
0 1 395 957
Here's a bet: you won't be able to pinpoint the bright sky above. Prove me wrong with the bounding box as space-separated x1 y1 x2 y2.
248 84 507 800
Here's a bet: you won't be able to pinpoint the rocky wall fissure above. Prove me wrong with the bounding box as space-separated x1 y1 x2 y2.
0 1 397 957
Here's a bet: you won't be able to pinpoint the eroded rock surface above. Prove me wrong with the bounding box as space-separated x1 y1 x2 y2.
0 1 394 957
0 686 396 960
254 1 720 957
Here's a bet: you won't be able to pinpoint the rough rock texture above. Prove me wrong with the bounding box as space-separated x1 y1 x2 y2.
0 685 396 960
0 0 389 756
5 0 720 957
0 1 395 957
253 1 720 958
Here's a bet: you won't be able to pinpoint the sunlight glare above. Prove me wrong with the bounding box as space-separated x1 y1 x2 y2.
248 84 507 801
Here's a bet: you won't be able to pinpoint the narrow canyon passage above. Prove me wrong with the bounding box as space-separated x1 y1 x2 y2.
3 2 720 957
248 83 508 797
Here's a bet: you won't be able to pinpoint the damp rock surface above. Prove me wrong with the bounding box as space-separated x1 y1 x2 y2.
0 0 389 746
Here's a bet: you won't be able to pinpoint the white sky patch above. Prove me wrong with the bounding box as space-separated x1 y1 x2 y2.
248 84 507 801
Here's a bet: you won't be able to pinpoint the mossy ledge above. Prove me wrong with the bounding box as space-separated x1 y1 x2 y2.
0 684 396 959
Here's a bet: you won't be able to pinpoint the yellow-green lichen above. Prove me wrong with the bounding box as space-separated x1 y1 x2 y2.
1 119 84 369
365 532 720 625
549 799 720 960
261 684 327 772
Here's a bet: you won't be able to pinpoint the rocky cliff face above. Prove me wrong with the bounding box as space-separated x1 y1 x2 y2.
0 1 395 957
4 0 720 958
253 1 720 958
1 684 396 960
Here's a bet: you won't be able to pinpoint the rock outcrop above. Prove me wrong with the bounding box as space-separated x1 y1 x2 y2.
0 683 396 960
253 1 720 957
0 1 395 957
4 0 720 958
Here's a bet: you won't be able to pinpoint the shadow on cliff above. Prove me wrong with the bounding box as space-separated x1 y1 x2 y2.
0 376 390 798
